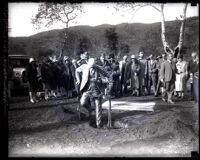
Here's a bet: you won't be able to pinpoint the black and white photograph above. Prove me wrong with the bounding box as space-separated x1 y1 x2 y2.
5 1 199 157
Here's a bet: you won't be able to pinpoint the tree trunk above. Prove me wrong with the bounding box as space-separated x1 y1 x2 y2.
174 3 188 58
59 24 68 60
160 4 174 55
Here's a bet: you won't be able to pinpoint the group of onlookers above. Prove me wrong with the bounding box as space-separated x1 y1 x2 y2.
26 50 199 104
26 54 76 103
119 51 199 104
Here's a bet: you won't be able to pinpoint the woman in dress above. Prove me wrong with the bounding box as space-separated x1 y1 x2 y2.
26 58 39 103
175 55 188 99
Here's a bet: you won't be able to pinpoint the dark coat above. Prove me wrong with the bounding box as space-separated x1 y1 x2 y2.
41 59 57 90
26 62 39 92
62 60 75 91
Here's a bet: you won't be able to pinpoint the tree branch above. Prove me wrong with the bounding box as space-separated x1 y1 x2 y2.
174 3 188 58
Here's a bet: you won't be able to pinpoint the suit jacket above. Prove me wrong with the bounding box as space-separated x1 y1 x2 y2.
145 59 154 76
160 60 176 82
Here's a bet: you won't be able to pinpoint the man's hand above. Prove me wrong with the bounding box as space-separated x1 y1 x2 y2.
160 79 164 83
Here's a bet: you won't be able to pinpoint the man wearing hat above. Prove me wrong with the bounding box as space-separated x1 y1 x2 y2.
77 51 89 66
119 55 128 96
138 51 148 96
97 53 109 67
130 54 140 96
76 58 109 128
145 54 154 95
160 53 176 104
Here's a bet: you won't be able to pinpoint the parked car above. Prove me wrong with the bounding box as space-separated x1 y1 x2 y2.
8 55 30 97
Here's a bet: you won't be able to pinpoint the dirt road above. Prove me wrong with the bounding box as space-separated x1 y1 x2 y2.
8 94 199 157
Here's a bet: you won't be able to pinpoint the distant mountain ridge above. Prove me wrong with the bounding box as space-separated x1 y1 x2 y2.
8 16 199 60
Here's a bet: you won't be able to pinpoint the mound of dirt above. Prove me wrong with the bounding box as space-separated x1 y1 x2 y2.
114 110 198 144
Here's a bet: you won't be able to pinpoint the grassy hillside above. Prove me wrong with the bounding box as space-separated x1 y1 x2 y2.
8 16 199 60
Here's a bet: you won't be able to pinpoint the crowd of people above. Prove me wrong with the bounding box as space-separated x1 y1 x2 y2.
26 50 199 105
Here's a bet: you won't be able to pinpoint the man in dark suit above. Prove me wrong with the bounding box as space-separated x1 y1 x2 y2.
160 53 176 104
155 53 167 96
119 55 128 96
107 54 121 98
145 54 154 95
188 52 199 100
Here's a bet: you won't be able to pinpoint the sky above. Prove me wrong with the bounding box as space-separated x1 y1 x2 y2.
8 2 199 37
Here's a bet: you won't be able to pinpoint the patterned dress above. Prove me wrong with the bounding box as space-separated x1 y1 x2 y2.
175 61 188 92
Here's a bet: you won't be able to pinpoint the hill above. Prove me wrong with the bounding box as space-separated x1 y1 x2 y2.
8 16 199 60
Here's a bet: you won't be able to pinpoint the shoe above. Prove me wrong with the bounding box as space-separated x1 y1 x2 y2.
30 99 35 103
162 98 167 102
168 100 175 104
131 91 136 96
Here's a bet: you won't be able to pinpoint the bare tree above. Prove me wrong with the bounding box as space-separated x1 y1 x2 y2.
115 3 188 57
31 2 83 59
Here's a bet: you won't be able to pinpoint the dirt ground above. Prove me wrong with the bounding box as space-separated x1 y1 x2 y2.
8 92 199 157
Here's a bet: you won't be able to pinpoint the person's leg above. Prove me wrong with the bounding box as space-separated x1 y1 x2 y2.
135 76 140 96
95 98 102 128
32 91 39 102
80 92 91 117
190 83 194 100
29 83 35 103
167 82 175 104
29 92 34 103
155 79 161 96
162 82 168 102
152 75 157 96
148 76 152 95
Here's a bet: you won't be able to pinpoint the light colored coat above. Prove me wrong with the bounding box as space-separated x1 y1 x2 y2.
76 64 91 91
175 61 188 91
